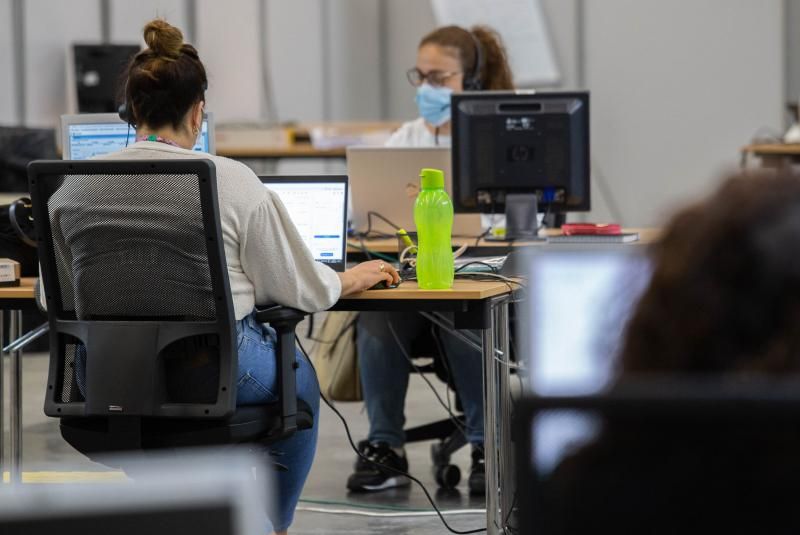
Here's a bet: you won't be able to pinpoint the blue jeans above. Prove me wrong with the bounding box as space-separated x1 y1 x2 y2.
236 312 320 533
356 311 484 448
75 311 319 533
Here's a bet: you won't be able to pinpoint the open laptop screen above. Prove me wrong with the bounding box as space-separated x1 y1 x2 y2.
260 176 348 272
61 112 214 159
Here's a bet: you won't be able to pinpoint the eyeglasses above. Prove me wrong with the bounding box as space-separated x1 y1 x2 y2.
406 68 462 88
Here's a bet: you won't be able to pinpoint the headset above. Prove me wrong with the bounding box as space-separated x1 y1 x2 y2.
462 30 485 91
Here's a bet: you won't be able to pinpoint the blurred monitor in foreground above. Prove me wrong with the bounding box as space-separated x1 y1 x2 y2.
0 448 271 535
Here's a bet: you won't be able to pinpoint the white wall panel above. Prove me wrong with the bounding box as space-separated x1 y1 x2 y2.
385 0 436 120
265 0 324 122
0 0 17 124
24 0 101 128
584 0 783 226
110 0 187 44
195 0 262 123
540 0 579 90
326 0 381 120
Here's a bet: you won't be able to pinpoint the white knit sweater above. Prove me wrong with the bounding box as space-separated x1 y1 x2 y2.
95 141 341 318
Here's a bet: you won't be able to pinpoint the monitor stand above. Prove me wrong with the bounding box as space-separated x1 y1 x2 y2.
483 194 555 242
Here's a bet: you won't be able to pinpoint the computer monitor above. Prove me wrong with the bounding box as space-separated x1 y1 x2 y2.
520 245 651 396
451 91 590 227
0 449 269 535
72 44 141 113
61 112 216 160
260 176 348 272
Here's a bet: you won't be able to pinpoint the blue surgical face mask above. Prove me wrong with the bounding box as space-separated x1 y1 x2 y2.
415 84 453 127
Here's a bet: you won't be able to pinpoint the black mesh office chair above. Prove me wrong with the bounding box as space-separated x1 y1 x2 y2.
28 159 312 463
403 328 469 489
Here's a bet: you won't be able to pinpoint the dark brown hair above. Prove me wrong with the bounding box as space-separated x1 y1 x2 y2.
619 171 800 376
122 19 207 130
420 25 514 90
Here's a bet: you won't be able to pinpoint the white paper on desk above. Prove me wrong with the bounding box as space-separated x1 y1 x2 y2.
430 0 560 87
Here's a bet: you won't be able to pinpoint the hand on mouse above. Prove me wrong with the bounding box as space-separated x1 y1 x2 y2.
337 260 401 296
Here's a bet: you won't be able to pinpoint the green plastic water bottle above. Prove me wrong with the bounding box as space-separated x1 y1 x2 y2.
414 168 454 289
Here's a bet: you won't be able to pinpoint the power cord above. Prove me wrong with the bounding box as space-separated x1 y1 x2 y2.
295 335 487 535
297 497 485 518
347 240 397 263
364 211 402 236
303 313 359 345
386 321 477 453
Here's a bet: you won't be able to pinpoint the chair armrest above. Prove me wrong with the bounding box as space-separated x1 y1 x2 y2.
254 305 307 325
254 305 308 439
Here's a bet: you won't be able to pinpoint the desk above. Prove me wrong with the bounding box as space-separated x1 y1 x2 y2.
0 277 37 483
332 279 517 535
215 121 400 160
740 143 800 168
348 227 662 255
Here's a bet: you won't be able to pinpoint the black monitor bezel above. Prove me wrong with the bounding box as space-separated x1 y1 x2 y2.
451 90 591 215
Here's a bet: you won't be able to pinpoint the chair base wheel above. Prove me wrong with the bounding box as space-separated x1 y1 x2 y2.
431 442 451 466
434 463 461 489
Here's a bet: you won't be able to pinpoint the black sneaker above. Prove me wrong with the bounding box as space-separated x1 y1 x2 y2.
353 439 371 472
347 441 410 492
468 446 485 496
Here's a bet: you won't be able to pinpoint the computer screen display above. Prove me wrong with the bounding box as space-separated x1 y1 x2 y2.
523 246 651 396
62 113 214 160
260 176 348 272
519 246 651 480
451 91 590 215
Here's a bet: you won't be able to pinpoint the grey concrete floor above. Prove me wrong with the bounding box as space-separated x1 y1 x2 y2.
3 350 487 534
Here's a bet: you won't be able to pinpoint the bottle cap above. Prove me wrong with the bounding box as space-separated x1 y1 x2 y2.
420 168 445 189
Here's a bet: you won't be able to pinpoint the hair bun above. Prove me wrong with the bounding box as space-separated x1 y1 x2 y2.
143 19 183 59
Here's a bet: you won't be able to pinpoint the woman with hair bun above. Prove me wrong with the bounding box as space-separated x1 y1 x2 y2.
58 18 400 535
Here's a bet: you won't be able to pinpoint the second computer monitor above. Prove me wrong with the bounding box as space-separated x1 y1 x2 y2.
60 113 215 160
451 90 590 216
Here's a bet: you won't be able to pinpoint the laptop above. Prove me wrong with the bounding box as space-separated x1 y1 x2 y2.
60 112 216 160
346 146 482 237
260 175 348 272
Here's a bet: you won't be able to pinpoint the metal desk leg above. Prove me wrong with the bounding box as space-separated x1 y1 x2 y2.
495 302 515 528
9 310 21 483
483 298 513 535
482 300 501 535
0 310 4 481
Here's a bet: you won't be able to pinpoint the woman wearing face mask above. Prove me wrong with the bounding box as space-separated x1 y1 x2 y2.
387 24 514 147
347 25 513 496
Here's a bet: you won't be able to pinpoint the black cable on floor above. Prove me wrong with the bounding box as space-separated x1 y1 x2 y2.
295 335 487 535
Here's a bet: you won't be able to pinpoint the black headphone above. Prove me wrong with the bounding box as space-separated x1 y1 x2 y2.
462 31 484 91
9 198 36 248
118 99 133 126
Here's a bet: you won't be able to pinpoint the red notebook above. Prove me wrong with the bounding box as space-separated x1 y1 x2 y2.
561 223 622 236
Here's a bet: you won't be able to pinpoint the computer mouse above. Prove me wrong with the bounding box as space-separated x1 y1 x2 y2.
369 280 399 290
